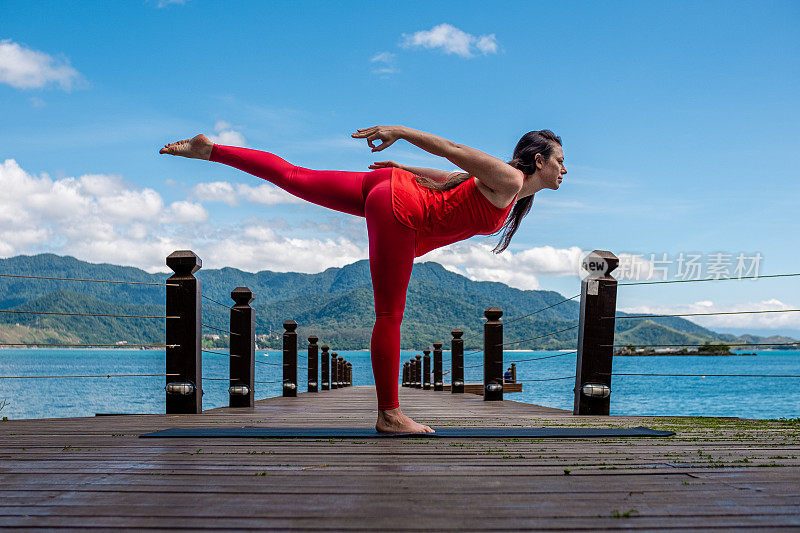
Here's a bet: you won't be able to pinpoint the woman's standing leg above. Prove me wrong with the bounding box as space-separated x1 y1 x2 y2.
363 173 433 433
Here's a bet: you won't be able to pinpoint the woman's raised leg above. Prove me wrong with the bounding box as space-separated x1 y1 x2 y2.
161 135 369 217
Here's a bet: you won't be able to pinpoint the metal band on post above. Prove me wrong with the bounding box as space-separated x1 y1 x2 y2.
320 345 330 390
165 250 202 414
451 329 464 394
282 320 298 397
574 250 619 415
307 335 319 392
483 307 503 401
330 352 338 389
422 349 431 390
433 342 443 391
229 287 254 407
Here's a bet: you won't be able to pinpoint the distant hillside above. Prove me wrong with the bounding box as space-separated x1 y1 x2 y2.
0 254 795 351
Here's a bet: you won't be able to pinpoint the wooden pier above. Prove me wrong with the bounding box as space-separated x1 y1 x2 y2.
1 385 799 530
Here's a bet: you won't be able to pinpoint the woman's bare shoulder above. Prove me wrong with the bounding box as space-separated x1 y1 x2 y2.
473 177 518 209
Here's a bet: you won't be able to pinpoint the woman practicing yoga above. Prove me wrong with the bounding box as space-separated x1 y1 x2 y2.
160 125 566 433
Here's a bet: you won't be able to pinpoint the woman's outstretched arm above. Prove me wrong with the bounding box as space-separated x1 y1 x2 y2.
353 125 522 193
399 126 523 193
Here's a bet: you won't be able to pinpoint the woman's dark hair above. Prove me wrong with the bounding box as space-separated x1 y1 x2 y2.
414 129 562 253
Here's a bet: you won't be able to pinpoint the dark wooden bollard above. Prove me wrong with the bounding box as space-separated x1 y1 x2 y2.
282 320 298 397
229 287 254 408
451 329 464 394
347 362 352 386
337 356 344 387
330 352 338 389
433 342 443 391
484 307 503 401
414 354 422 388
510 363 517 383
307 335 319 392
165 250 202 414
422 349 431 390
407 359 414 388
402 362 409 387
321 345 330 390
574 250 619 415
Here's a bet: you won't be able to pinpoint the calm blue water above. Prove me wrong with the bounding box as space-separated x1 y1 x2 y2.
0 349 797 420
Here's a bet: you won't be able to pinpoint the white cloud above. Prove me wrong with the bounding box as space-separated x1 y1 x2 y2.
420 243 588 290
370 51 399 75
155 0 189 7
620 299 800 331
0 39 83 90
192 181 303 207
400 23 500 58
208 120 246 146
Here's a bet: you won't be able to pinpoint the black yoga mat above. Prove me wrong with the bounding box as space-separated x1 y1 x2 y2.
140 426 674 439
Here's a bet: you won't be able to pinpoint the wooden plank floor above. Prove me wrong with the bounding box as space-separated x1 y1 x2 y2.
1 385 799 531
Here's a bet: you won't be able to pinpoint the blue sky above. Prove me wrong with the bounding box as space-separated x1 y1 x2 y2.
1 0 798 336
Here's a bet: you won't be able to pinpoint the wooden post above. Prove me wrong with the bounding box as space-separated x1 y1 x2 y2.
330 352 338 389
346 362 352 386
422 350 431 390
337 356 344 388
451 329 464 394
282 320 298 397
165 250 202 414
510 363 517 383
229 287 254 408
307 335 319 392
320 344 330 390
484 307 503 401
414 355 422 388
402 362 408 387
574 250 619 415
433 342 443 391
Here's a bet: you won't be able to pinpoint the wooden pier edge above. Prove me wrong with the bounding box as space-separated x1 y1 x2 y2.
0 385 798 530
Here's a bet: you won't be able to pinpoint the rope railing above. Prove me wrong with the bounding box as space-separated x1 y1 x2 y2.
0 373 179 379
610 309 800 320
201 349 240 358
0 309 177 319
608 342 799 348
0 272 178 287
506 350 577 363
619 272 800 286
0 342 178 348
606 372 800 378
457 294 580 344
255 360 282 367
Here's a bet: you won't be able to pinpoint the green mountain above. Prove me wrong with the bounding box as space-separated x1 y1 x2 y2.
0 253 795 351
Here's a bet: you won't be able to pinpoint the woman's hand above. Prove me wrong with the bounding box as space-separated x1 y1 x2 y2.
368 160 403 170
351 125 403 152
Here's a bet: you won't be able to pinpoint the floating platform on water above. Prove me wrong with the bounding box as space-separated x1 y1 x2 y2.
1 386 799 530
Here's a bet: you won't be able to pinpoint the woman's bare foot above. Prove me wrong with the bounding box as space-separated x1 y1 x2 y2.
376 407 435 434
159 134 213 160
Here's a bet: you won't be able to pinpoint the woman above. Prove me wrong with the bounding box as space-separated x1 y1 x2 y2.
160 125 566 433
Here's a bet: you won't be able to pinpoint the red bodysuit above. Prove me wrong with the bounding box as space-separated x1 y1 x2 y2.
209 145 516 410
391 168 517 257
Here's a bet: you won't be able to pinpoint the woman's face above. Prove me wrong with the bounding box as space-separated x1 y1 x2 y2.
539 145 567 190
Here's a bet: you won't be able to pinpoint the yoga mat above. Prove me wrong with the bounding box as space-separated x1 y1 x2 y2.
140 426 675 439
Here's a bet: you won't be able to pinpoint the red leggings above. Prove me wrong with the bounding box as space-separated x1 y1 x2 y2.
209 145 414 410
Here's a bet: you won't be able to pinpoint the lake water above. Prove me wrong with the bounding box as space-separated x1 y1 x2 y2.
0 348 797 420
